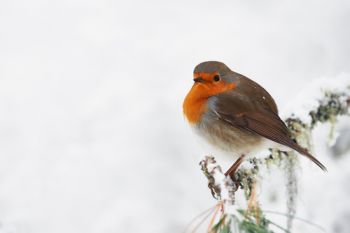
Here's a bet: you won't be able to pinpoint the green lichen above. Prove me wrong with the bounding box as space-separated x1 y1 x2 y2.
309 91 349 128
235 158 260 200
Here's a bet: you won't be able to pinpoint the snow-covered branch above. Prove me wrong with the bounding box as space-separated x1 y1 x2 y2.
197 81 350 233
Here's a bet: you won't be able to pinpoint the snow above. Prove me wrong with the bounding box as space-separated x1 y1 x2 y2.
0 0 350 232
281 74 350 123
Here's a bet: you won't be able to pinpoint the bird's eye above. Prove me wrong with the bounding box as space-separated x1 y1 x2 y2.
213 75 220 82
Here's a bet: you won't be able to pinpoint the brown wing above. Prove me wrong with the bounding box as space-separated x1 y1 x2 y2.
213 89 327 171
223 72 279 114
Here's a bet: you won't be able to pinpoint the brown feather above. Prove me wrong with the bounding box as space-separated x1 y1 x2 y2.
213 75 327 171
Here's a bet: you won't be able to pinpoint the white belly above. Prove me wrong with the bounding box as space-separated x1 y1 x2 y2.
192 119 265 156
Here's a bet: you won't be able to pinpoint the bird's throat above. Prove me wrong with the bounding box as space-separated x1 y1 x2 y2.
183 92 208 124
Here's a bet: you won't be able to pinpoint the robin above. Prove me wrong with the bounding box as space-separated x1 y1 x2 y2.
183 61 326 176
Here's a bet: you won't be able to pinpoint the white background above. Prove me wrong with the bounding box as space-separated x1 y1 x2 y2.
0 0 350 232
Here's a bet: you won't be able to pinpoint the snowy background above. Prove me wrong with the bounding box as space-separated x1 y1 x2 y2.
0 0 350 232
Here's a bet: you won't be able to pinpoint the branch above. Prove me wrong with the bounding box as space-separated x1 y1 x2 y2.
197 83 350 233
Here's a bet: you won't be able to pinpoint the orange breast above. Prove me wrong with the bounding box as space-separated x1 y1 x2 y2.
183 87 208 124
183 80 237 124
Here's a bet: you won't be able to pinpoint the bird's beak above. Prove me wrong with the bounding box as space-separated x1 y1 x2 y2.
193 77 204 83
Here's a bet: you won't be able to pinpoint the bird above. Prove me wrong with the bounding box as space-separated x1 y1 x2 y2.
183 61 326 176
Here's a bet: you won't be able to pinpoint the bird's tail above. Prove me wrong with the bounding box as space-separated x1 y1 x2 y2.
290 142 327 171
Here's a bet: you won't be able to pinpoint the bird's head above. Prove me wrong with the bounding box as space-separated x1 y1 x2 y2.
191 61 237 98
183 61 238 123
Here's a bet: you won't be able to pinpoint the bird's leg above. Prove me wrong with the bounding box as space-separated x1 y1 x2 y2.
225 155 245 192
225 154 245 178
